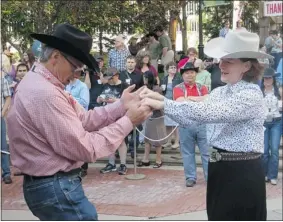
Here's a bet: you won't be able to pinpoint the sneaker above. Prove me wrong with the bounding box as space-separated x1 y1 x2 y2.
171 143 180 149
3 176 12 184
162 142 171 148
186 180 196 187
100 163 116 174
118 164 127 175
265 176 269 182
270 179 277 185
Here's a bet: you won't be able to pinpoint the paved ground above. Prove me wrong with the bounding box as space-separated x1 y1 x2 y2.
1 165 282 220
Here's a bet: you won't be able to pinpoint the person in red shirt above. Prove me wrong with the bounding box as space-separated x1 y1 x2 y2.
173 62 209 187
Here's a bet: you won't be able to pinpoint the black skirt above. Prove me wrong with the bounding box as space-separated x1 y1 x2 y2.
206 156 267 221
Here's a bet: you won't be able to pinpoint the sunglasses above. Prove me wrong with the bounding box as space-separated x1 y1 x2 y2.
62 54 83 73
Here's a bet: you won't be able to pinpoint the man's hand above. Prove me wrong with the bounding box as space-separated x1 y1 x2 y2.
106 98 117 103
126 103 153 126
121 85 146 110
97 97 105 104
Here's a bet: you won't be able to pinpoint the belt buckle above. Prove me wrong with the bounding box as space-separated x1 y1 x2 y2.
210 152 222 162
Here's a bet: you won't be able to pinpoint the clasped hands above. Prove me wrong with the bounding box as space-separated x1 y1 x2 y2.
120 85 165 126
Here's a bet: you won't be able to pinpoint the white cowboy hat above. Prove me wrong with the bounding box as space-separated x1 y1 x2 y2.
204 30 274 60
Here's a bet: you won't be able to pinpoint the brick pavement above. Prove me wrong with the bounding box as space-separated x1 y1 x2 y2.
1 167 282 218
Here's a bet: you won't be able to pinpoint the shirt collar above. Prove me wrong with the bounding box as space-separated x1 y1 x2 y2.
69 79 80 87
34 62 65 90
226 80 248 94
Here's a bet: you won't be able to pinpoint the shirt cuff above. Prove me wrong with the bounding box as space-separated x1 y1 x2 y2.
117 115 134 136
115 100 127 116
164 98 172 116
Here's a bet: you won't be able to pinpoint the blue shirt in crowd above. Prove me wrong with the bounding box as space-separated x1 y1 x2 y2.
65 79 90 110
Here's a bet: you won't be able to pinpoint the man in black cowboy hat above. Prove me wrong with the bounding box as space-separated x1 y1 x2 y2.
6 23 152 220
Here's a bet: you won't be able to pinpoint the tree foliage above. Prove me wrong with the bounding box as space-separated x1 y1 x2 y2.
1 0 260 55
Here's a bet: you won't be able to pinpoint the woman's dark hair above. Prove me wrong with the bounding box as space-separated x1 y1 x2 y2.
261 77 281 100
239 58 264 83
146 32 158 40
143 71 157 90
16 63 29 72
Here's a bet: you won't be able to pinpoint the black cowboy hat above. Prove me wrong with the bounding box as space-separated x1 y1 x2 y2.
263 67 280 78
30 23 99 72
180 62 199 74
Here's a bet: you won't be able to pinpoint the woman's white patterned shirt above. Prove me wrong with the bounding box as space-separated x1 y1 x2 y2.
164 80 267 153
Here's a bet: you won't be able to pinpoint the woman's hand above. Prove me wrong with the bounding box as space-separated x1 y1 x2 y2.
139 87 165 101
141 98 164 110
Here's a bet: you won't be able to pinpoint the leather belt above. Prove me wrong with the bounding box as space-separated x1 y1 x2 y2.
24 168 81 181
210 148 262 162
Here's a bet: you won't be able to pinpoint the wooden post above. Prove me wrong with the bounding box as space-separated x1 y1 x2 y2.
259 1 270 45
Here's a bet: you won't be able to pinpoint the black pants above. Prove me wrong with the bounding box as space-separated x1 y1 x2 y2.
206 157 267 221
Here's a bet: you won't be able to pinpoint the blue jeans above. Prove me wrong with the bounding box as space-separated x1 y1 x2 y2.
263 118 282 180
1 117 11 179
179 124 209 182
23 172 98 220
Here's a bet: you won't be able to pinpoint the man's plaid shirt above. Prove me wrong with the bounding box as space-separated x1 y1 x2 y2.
108 47 130 72
1 77 11 109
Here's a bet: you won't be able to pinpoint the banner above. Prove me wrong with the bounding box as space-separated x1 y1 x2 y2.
204 0 230 7
264 1 283 17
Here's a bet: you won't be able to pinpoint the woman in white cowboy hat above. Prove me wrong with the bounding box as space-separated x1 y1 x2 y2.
139 30 273 220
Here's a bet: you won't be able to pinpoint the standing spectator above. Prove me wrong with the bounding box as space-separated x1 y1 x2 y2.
146 32 160 71
22 49 35 70
1 53 12 184
108 34 130 72
120 55 144 158
173 62 209 187
85 55 107 110
205 58 226 91
138 71 167 168
136 50 160 85
265 30 275 54
177 47 198 72
270 30 282 70
235 19 247 31
219 20 231 38
259 44 270 69
15 63 28 82
120 55 144 90
128 35 146 56
98 68 129 175
161 61 182 149
82 56 107 177
65 69 90 111
261 68 282 186
276 58 282 87
194 59 211 92
154 25 174 74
